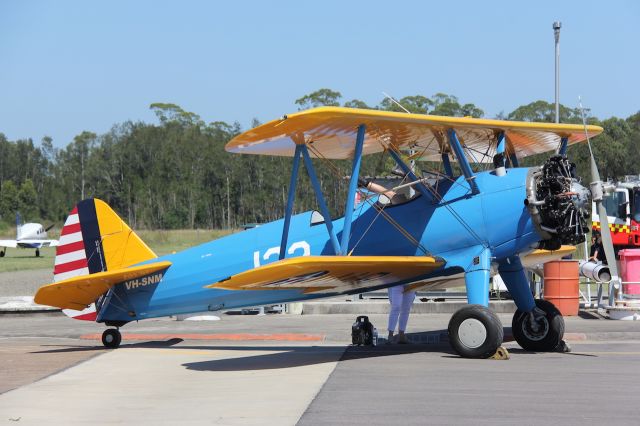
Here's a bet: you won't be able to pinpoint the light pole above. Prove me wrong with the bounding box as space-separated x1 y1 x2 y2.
553 21 561 123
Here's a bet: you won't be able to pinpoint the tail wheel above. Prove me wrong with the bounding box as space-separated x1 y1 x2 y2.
512 299 564 351
102 328 122 349
448 305 503 358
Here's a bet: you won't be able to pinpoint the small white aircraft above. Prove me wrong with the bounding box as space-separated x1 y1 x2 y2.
0 213 58 257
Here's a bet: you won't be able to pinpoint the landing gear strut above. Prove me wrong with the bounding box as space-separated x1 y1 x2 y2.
448 305 503 358
512 299 564 351
102 328 122 349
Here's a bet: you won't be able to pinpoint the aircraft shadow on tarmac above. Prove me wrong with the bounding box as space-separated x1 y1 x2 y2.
182 330 457 372
31 338 184 353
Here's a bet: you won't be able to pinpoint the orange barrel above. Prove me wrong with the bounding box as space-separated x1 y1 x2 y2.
619 249 640 295
543 260 579 316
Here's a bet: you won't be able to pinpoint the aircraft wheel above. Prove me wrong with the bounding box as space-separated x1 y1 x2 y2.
102 329 122 349
35 249 40 257
448 305 503 358
512 299 564 352
0 250 5 257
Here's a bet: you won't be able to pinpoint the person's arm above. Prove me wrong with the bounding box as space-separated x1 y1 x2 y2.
357 177 396 199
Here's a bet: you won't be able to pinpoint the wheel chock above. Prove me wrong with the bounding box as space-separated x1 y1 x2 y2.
489 346 510 360
555 339 571 353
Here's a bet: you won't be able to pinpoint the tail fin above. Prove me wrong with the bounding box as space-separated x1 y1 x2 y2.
16 212 22 239
53 199 156 320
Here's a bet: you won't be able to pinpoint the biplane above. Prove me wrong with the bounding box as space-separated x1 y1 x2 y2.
35 107 605 358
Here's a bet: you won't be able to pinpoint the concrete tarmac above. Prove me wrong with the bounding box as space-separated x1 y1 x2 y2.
1 313 640 425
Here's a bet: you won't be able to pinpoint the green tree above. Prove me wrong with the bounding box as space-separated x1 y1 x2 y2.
507 100 583 123
150 103 204 127
18 179 38 220
0 180 18 223
295 89 342 110
343 99 370 109
379 95 433 114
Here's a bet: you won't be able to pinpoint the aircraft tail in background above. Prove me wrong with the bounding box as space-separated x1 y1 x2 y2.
15 212 22 239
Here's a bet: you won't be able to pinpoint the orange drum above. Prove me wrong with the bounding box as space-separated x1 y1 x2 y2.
543 260 579 316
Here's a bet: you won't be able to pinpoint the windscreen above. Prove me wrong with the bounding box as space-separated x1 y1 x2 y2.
633 189 640 222
602 191 627 219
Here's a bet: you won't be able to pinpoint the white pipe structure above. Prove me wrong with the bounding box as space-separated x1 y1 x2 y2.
578 260 611 283
553 21 561 123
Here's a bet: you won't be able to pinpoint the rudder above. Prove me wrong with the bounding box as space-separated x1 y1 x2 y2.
54 199 157 320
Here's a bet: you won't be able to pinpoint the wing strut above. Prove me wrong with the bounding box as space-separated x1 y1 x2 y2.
300 145 341 255
447 129 480 194
279 144 303 260
441 153 454 177
558 136 569 155
386 147 433 201
340 124 366 254
279 140 342 257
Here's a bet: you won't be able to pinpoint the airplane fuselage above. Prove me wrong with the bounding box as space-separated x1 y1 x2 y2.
98 167 543 323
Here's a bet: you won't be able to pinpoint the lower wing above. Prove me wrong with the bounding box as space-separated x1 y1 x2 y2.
16 239 59 248
206 255 445 295
405 246 576 292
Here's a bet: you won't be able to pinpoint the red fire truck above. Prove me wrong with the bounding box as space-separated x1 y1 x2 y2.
592 176 640 250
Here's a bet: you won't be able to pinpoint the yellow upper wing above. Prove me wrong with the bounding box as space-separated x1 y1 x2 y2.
206 255 444 294
226 107 603 161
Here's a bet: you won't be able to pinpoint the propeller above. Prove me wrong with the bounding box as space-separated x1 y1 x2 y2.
45 224 55 232
579 98 621 303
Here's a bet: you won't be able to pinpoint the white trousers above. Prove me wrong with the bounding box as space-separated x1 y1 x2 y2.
387 285 416 332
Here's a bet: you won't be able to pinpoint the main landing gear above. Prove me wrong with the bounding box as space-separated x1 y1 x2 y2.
102 328 122 349
448 305 503 358
448 300 565 358
0 249 5 257
35 248 40 257
512 299 564 352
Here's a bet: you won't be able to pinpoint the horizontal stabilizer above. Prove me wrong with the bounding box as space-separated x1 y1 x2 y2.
207 256 444 294
35 261 171 311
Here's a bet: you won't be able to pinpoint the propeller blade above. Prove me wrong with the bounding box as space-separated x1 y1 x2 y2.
579 97 621 302
45 224 55 232
589 155 601 190
596 202 619 281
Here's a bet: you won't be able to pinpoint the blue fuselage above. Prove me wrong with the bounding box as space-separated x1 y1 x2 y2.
99 167 542 322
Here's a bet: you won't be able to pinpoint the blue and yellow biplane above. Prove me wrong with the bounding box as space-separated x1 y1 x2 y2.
35 107 602 358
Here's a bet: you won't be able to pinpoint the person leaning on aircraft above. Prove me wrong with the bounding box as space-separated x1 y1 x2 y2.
357 177 408 204
356 176 415 343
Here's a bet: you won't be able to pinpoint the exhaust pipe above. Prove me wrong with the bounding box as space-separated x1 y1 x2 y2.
578 260 611 283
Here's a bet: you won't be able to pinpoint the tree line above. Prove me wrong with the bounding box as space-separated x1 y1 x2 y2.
0 89 638 229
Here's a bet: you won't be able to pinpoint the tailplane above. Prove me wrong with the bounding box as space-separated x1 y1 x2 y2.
51 199 157 320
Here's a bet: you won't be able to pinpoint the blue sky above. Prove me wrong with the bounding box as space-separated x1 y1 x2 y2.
1 0 638 146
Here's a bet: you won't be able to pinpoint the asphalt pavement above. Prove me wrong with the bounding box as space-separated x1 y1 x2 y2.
1 312 640 425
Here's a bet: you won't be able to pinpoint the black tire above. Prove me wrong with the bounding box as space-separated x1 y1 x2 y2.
512 299 564 351
102 329 122 349
0 250 5 257
448 304 504 358
35 249 40 257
